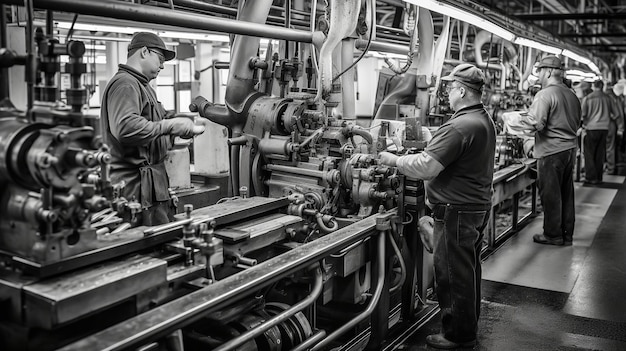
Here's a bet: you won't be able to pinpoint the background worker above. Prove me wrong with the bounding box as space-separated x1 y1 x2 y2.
520 55 580 246
607 83 625 172
379 63 495 349
581 80 618 184
100 32 205 226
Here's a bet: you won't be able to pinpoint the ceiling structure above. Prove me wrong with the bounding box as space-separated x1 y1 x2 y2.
5 0 624 78
467 0 626 79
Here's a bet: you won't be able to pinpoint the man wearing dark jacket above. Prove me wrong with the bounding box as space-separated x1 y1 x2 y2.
100 32 204 226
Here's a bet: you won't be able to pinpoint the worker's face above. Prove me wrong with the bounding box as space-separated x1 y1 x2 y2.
446 81 467 111
142 47 165 80
538 67 558 86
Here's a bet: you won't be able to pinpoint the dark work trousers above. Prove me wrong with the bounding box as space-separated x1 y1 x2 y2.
606 120 618 173
537 148 576 241
584 129 608 182
432 203 490 343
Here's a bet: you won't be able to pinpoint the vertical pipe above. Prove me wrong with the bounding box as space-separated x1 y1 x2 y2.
25 0 35 119
341 39 356 120
0 5 9 101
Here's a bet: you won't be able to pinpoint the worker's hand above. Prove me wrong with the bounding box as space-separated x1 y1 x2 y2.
163 117 205 139
418 216 434 253
576 127 583 136
618 130 624 138
378 151 399 167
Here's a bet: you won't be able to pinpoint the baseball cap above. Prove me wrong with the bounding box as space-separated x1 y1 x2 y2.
536 55 563 69
128 32 176 61
441 63 486 90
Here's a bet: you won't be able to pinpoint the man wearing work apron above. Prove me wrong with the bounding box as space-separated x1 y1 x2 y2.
100 32 204 226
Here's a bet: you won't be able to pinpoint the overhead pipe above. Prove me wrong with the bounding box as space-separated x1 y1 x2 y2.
414 8 435 126
2 0 315 44
473 30 518 90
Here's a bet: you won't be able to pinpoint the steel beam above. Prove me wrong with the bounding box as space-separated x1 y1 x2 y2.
559 33 626 38
514 12 626 20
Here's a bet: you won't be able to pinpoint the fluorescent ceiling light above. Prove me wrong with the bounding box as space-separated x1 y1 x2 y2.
55 21 146 35
404 0 516 42
513 37 562 55
159 31 229 42
566 69 597 78
562 49 600 75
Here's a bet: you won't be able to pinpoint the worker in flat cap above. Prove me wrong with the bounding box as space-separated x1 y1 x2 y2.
518 55 581 246
100 32 205 226
379 63 495 349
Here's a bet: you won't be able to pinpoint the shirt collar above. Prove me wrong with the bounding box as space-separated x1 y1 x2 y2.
118 64 149 85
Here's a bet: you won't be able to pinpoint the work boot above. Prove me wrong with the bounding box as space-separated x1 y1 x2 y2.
425 333 476 349
533 234 564 246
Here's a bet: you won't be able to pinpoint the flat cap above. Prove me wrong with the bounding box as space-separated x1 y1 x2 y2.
536 55 563 69
441 63 486 90
128 32 176 61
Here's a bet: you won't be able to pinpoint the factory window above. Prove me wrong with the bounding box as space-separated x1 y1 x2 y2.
155 64 175 110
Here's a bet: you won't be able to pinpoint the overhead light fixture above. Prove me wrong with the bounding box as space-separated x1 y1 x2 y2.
404 0 516 42
159 31 229 43
55 21 146 35
562 49 601 75
513 37 562 55
401 1 602 75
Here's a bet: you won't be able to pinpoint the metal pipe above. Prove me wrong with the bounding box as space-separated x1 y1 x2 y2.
143 218 193 236
265 164 325 178
310 230 386 351
341 39 356 120
3 0 314 43
0 5 10 100
292 330 327 351
212 266 323 351
58 211 387 351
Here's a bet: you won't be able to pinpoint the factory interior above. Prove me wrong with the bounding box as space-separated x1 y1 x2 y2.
1 0 626 350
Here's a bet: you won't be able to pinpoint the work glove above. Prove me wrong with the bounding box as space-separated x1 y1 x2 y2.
162 117 205 139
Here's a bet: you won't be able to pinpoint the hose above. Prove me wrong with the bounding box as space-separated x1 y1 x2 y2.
316 213 339 233
388 230 406 293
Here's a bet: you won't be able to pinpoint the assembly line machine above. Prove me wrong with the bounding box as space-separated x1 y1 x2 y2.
0 1 537 350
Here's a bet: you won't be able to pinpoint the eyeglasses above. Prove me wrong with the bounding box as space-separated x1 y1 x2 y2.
446 84 461 94
148 48 165 65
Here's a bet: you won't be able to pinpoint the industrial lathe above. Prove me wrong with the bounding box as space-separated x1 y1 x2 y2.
0 1 538 350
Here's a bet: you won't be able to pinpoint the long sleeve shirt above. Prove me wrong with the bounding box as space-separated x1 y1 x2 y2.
581 90 617 131
606 90 625 134
100 64 172 169
528 81 581 158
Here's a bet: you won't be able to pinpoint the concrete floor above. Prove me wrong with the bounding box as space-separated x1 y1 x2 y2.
401 175 626 350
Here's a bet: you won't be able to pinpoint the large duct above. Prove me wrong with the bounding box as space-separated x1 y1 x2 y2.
374 7 435 121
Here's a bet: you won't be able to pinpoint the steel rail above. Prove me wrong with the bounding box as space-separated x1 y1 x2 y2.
58 211 390 351
212 266 323 351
